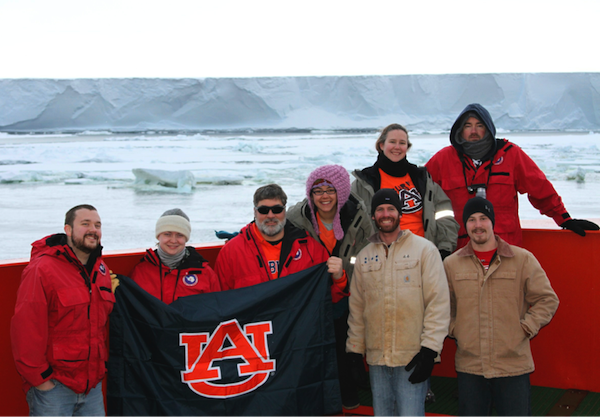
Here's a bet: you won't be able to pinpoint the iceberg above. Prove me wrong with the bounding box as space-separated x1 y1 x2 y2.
132 168 195 193
0 73 599 133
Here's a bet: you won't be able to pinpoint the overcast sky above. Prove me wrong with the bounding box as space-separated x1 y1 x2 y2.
1 0 599 79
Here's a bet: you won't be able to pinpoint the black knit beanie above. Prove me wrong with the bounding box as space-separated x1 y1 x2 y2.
462 197 495 227
371 188 403 215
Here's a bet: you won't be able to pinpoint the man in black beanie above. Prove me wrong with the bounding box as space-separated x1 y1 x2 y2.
426 103 598 249
347 189 450 416
444 197 559 415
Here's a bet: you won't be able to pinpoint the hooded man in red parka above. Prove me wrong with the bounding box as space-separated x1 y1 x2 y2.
426 103 598 249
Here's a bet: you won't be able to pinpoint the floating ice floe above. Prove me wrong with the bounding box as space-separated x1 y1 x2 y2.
132 168 196 193
566 168 586 183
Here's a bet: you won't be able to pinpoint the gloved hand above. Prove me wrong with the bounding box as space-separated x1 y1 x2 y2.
561 219 600 237
405 346 437 384
439 249 451 260
110 271 120 293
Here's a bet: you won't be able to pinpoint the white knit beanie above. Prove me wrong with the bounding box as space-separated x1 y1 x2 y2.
155 208 191 241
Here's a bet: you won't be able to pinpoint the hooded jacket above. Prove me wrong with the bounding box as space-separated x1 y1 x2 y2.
215 220 347 302
444 236 559 378
351 160 459 253
11 234 115 394
131 246 221 304
346 230 450 366
426 103 570 248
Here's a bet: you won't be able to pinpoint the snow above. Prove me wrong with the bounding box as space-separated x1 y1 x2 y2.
0 130 599 261
1 73 600 133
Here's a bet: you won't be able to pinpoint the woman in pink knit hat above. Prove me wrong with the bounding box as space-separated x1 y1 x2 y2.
287 164 373 410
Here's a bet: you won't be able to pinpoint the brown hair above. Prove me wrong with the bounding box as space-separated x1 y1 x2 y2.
375 123 412 154
64 204 97 227
253 184 287 206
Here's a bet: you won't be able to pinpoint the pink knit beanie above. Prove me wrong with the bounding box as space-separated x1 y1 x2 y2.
305 165 351 240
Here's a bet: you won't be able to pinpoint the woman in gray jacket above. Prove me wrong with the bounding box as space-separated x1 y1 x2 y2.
351 123 459 259
287 164 373 410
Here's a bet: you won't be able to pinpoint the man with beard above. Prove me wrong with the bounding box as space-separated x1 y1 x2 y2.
346 189 450 416
11 204 115 416
426 103 598 249
215 183 347 301
444 197 559 415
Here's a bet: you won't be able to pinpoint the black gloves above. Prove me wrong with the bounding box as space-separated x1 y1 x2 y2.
439 249 451 260
561 219 600 237
405 346 437 384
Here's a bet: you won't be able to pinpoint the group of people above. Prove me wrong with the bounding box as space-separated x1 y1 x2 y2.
11 103 598 416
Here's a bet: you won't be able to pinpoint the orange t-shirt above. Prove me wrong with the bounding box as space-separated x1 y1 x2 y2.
317 213 337 254
252 223 282 279
379 169 425 237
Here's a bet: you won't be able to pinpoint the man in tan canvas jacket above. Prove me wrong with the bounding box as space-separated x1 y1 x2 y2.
346 189 450 416
444 197 559 416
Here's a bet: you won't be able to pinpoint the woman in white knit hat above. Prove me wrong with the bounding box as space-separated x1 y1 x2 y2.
131 208 220 304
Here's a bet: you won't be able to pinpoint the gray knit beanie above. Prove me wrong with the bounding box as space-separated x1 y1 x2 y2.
155 208 191 241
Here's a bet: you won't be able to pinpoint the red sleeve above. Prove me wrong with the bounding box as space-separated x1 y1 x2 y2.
10 265 52 388
425 152 442 185
203 263 222 293
214 242 235 291
309 240 349 302
130 260 161 300
512 145 569 225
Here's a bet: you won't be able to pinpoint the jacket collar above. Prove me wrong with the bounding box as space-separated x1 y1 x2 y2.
367 229 411 245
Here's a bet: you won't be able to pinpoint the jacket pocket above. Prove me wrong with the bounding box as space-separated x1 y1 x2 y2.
360 260 383 293
54 286 90 332
453 272 479 299
491 270 518 297
98 286 115 325
394 259 420 287
52 339 89 362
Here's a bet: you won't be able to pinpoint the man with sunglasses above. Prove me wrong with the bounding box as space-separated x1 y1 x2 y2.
215 183 348 301
426 103 598 249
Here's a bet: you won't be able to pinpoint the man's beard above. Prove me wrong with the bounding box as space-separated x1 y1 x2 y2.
71 232 99 254
469 227 492 245
375 215 400 233
257 218 285 237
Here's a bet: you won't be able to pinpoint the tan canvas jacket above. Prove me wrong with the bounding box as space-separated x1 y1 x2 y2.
444 236 559 378
346 230 450 367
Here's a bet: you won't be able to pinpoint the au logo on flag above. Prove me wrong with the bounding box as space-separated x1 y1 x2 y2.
180 319 276 398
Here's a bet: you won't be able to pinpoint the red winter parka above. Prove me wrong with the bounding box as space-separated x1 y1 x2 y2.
131 247 221 304
426 141 569 248
426 103 570 249
215 221 347 302
11 234 115 394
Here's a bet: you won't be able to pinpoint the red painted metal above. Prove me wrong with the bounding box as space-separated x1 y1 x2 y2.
1 231 598 416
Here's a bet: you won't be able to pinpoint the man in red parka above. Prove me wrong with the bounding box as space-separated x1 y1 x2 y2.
11 204 115 416
215 183 347 302
426 103 598 249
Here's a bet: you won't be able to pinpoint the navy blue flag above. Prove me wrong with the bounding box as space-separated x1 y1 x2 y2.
107 263 341 416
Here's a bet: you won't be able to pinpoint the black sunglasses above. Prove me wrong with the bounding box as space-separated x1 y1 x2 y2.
255 205 285 215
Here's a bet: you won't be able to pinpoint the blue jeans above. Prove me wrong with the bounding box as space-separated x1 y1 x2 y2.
457 372 531 416
369 365 427 416
26 380 105 416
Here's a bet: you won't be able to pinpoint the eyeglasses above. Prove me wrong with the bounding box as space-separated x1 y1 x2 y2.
312 189 337 196
255 205 285 215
